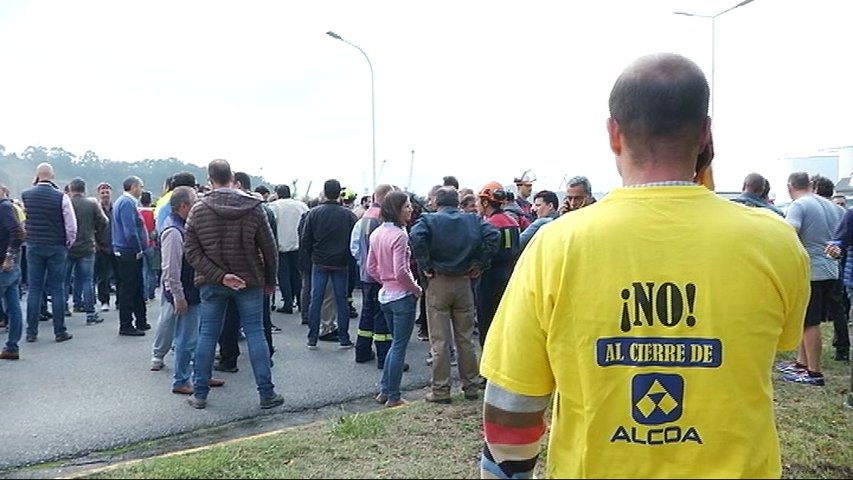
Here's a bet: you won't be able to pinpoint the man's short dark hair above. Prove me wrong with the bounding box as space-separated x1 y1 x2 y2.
140 191 152 206
324 179 342 201
208 159 233 186
234 172 251 191
743 173 766 195
442 175 460 189
171 172 196 189
68 177 86 193
275 184 291 199
123 176 142 192
170 186 195 209
609 53 709 145
255 185 270 196
460 193 476 210
435 187 459 207
788 171 810 191
534 190 559 211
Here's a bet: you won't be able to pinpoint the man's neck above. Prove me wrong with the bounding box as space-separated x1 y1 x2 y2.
790 189 810 200
621 171 694 187
618 152 696 187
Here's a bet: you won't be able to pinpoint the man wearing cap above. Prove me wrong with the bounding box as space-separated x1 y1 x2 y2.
513 173 535 221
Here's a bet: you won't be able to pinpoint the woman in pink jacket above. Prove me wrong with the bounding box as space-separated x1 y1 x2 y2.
366 191 422 408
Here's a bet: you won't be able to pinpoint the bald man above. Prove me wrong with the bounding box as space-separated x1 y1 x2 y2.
21 163 77 343
731 172 784 217
480 53 809 478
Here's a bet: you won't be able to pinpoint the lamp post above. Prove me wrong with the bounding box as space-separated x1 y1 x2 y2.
674 0 756 118
327 30 376 190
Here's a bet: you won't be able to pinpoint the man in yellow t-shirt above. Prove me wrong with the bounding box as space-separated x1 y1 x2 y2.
480 53 810 479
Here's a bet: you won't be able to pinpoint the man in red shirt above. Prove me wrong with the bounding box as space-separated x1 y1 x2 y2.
138 190 158 300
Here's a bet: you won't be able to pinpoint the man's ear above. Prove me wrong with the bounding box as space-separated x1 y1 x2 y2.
606 118 621 156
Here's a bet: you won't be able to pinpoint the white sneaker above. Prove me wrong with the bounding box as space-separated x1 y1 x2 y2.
100 303 110 312
150 358 164 371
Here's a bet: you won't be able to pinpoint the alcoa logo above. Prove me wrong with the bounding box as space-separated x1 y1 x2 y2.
632 373 683 425
610 373 703 445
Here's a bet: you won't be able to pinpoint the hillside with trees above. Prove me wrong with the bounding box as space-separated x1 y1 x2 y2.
0 144 271 200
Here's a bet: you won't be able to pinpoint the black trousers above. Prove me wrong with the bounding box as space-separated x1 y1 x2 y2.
114 254 147 330
347 256 358 303
355 282 390 363
217 295 275 367
95 251 116 306
476 268 510 348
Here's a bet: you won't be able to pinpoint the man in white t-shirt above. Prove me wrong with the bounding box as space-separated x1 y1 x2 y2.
267 185 309 314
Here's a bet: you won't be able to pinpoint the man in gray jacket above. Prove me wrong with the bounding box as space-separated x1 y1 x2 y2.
66 178 108 325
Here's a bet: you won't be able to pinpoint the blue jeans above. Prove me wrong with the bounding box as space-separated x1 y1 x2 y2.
171 301 200 390
277 251 300 309
66 254 96 317
307 265 351 345
0 263 23 352
26 244 68 337
192 285 275 400
64 260 80 308
142 249 158 300
379 294 417 401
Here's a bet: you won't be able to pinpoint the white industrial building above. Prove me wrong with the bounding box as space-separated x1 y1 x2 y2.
767 146 853 200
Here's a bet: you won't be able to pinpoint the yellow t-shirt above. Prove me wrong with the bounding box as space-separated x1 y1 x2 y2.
481 185 809 479
11 203 25 223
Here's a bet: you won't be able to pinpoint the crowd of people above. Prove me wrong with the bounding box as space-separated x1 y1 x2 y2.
0 51 849 478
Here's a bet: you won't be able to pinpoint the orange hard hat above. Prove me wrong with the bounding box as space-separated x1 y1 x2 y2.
478 181 507 203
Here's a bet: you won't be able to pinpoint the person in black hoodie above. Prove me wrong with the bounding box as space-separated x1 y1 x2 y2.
300 179 357 349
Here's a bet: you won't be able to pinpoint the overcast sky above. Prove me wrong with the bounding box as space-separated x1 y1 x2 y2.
1 0 850 198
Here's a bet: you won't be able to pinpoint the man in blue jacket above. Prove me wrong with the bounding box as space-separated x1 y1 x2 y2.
112 176 149 336
409 187 500 403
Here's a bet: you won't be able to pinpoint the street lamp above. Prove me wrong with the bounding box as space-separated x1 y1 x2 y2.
674 0 756 118
326 30 376 190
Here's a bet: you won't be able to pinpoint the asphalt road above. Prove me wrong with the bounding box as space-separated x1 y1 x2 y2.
0 290 433 470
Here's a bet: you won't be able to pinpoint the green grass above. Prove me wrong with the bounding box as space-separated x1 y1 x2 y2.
329 411 387 439
772 330 852 479
51 329 853 478
81 398 483 479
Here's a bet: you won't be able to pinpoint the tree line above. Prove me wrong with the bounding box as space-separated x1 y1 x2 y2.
0 144 269 200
